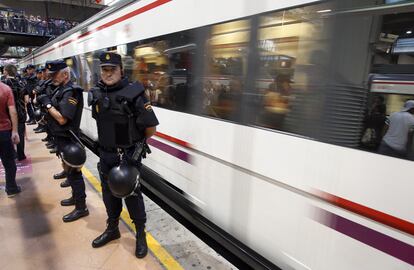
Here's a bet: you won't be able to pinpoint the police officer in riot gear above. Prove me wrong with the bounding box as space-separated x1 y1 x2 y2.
89 52 158 258
35 63 68 181
33 67 47 134
25 64 38 125
37 60 88 222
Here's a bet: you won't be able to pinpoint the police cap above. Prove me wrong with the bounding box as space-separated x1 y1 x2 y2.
99 52 122 67
26 64 35 70
46 60 68 74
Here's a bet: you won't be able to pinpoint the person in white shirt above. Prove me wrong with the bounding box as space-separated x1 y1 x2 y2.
378 100 414 158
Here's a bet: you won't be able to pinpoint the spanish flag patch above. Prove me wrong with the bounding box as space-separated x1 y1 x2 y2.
68 97 78 105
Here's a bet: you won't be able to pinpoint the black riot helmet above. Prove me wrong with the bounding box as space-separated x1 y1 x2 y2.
61 143 86 168
33 108 44 122
107 164 140 198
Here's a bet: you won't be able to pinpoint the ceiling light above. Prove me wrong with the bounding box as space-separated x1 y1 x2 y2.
317 9 332 13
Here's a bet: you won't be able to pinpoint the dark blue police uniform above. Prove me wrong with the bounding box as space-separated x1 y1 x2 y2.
38 60 88 222
89 52 159 258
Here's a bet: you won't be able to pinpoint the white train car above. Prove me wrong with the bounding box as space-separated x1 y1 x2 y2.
21 0 414 269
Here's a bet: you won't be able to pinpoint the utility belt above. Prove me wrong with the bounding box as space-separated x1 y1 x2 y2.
99 139 151 163
99 146 118 152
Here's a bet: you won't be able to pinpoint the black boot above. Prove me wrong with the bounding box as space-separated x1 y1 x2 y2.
46 143 55 149
34 127 46 133
92 218 121 248
62 202 89 223
54 171 67 180
135 225 148 258
60 196 75 206
60 179 70 188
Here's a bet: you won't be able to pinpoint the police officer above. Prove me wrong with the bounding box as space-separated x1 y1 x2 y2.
37 60 88 222
40 63 61 155
25 64 37 125
37 63 68 183
33 67 47 134
89 52 158 258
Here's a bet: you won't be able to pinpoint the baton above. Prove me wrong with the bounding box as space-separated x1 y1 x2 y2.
68 130 85 149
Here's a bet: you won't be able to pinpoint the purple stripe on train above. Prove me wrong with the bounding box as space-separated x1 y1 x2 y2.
147 138 192 163
314 207 414 266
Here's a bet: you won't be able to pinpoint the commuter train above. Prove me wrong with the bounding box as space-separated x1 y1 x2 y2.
20 0 414 269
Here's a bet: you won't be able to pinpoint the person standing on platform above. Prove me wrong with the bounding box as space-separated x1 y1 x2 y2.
37 63 68 182
25 64 38 125
89 52 159 258
33 68 47 134
2 64 28 161
37 60 88 222
0 79 21 197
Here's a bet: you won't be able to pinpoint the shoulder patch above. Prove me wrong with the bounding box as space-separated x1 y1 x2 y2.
144 102 153 112
68 97 78 105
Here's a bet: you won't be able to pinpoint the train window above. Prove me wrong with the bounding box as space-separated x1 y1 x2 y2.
128 31 196 111
202 19 250 120
253 5 334 136
79 52 101 91
64 57 80 85
249 1 414 160
254 10 300 131
362 8 414 157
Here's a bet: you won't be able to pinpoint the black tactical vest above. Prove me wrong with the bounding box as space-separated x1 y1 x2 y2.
49 84 83 137
91 82 145 149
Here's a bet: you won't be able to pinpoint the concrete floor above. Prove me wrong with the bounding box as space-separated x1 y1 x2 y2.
0 126 235 270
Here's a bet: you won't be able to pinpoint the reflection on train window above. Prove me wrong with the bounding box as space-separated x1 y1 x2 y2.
65 57 80 85
128 31 195 111
79 52 101 91
255 10 299 130
254 7 324 132
202 19 250 120
253 3 373 148
363 10 414 157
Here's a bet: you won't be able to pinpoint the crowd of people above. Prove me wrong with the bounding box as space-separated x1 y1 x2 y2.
0 13 79 36
0 52 159 259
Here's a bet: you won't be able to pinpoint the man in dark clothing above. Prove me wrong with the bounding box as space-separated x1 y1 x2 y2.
33 68 47 134
89 52 159 258
37 60 88 222
25 64 38 125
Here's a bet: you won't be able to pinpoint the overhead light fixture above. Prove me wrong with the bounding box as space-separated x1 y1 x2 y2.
317 9 332 13
406 30 413 34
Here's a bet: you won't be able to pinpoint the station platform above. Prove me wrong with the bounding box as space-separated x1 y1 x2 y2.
0 126 235 270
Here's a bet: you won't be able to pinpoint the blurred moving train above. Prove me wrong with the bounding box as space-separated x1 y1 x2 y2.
20 0 414 269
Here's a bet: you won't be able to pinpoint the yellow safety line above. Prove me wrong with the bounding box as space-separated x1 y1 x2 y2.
81 167 184 270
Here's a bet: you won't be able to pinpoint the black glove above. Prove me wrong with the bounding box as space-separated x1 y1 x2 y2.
37 94 51 106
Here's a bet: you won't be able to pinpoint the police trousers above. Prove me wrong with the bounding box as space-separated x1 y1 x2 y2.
55 136 86 208
98 149 146 225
